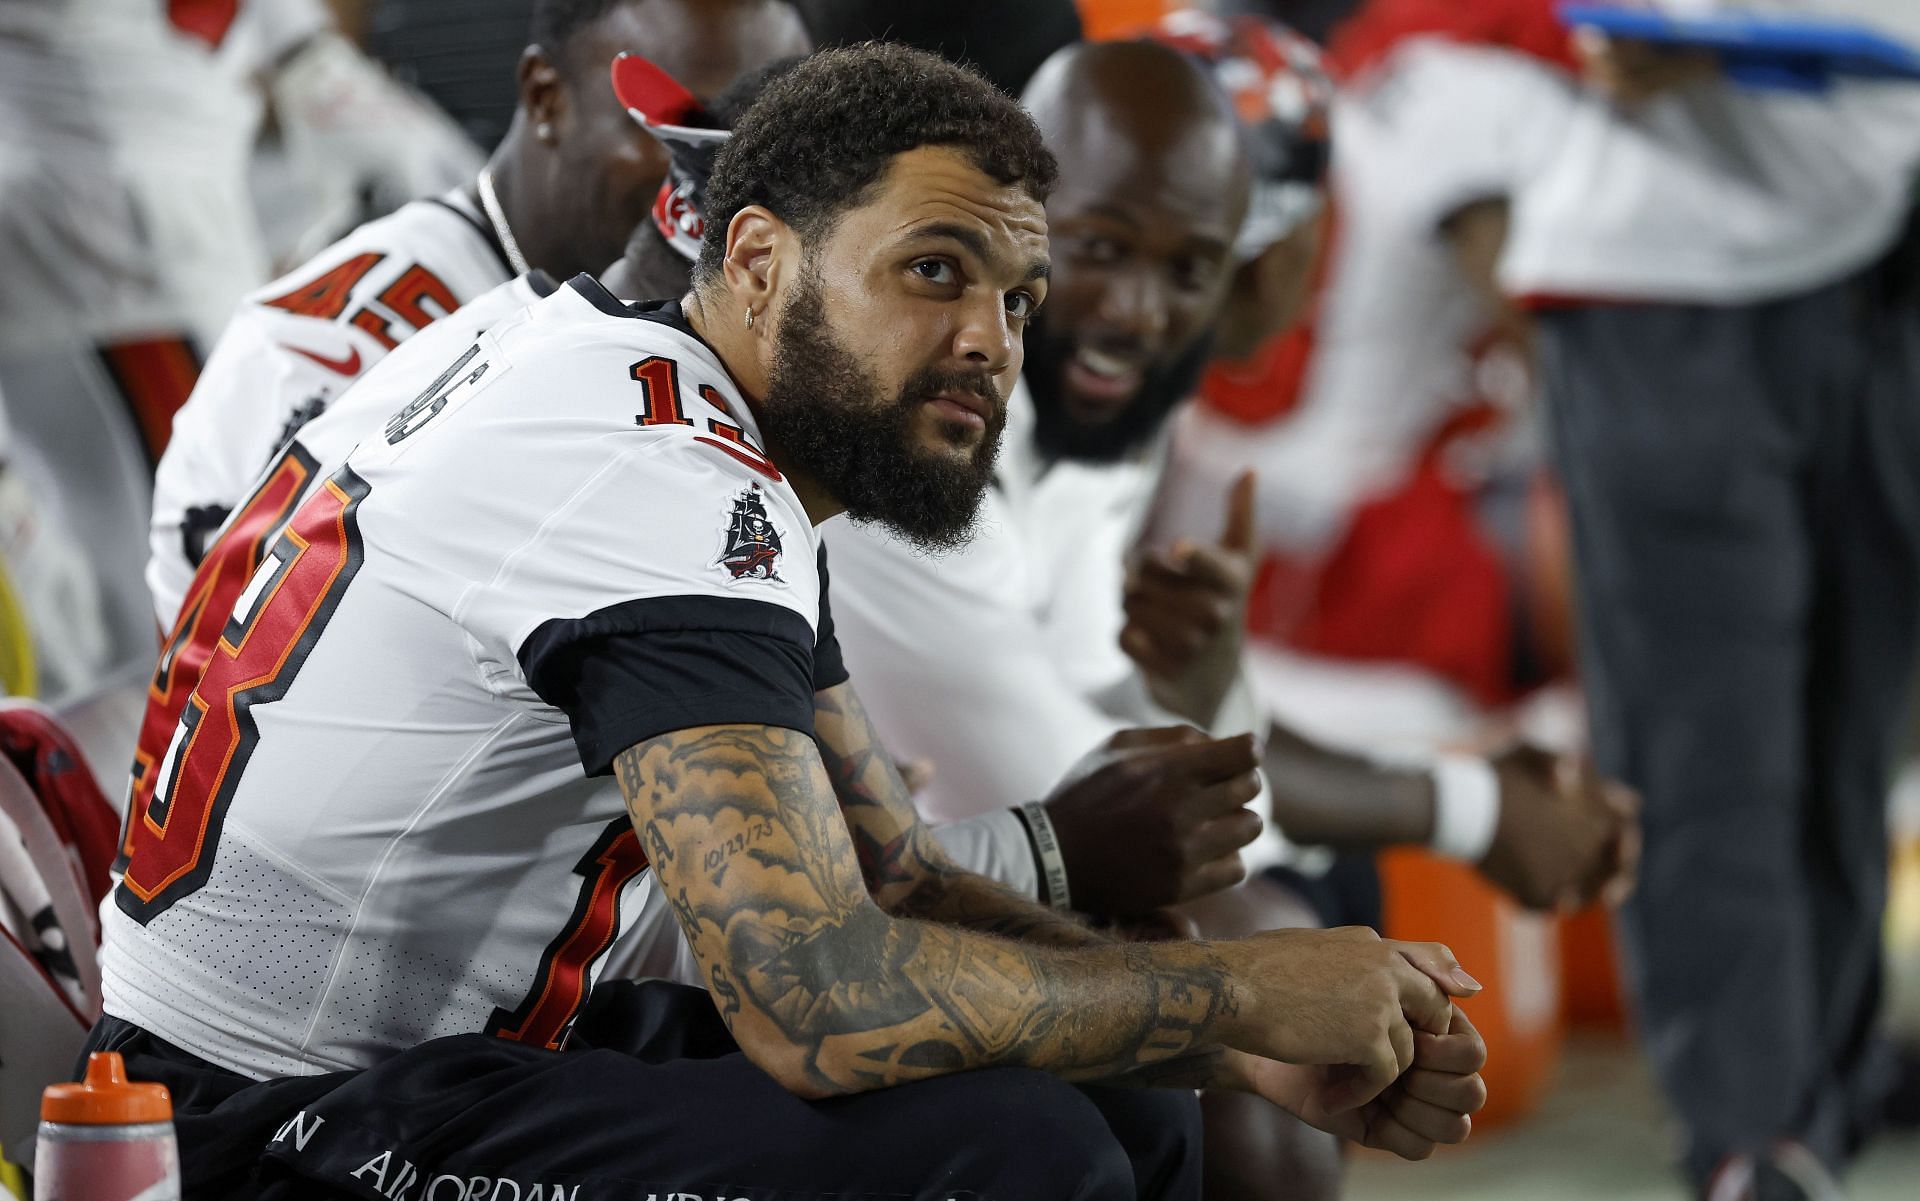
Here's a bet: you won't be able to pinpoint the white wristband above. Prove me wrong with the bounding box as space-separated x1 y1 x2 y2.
1017 802 1073 911
1429 754 1502 862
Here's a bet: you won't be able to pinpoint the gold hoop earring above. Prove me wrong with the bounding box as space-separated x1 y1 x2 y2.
744 308 755 330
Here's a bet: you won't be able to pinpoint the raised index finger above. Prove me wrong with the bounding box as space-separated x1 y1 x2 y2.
1106 725 1210 753
1221 469 1258 554
1149 731 1260 784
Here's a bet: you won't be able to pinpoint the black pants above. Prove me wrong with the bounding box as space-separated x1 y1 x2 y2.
1540 264 1920 1186
84 981 1201 1201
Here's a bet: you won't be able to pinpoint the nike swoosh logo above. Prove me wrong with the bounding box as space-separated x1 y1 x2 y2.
282 342 363 376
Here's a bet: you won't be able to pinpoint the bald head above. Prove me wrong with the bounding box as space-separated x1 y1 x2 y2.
1023 40 1249 211
1015 40 1250 463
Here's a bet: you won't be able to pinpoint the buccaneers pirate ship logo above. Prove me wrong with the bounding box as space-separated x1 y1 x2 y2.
716 482 784 583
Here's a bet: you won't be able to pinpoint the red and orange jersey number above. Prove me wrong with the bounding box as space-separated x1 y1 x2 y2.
630 356 781 481
124 444 320 872
486 819 650 1050
260 254 458 350
117 466 371 923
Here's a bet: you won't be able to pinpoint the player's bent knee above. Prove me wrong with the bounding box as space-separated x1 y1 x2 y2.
1082 1082 1206 1198
936 1068 1141 1201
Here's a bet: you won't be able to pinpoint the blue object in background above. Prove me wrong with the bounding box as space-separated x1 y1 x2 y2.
1557 4 1920 91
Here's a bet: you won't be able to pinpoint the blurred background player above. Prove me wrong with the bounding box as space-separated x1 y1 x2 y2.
1500 2 1920 1196
0 1 286 696
0 0 476 703
1152 0 1591 831
246 2 485 269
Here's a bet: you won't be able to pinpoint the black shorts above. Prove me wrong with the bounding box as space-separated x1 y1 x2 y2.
85 981 1200 1201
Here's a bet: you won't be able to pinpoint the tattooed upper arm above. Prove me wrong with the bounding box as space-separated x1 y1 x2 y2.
614 723 878 1091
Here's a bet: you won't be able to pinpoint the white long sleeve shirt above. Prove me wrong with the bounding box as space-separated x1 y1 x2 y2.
1502 0 1920 304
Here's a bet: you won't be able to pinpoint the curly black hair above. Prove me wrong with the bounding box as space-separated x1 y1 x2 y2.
707 55 803 126
694 42 1058 283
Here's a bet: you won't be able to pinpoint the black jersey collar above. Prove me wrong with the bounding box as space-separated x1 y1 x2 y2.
566 274 731 382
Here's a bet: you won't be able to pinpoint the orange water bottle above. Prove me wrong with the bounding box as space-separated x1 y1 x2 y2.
34 1052 179 1201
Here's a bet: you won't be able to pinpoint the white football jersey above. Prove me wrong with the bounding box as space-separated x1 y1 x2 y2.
101 278 823 1080
149 187 516 626
126 271 559 850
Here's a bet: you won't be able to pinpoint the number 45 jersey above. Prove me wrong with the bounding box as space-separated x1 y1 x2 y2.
149 188 519 628
99 276 825 1080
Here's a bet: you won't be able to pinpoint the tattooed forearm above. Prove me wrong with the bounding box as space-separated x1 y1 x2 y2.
615 722 1240 1098
811 682 1108 947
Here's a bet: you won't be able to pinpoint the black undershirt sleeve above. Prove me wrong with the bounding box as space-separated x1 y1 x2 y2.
520 595 818 777
811 543 849 693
